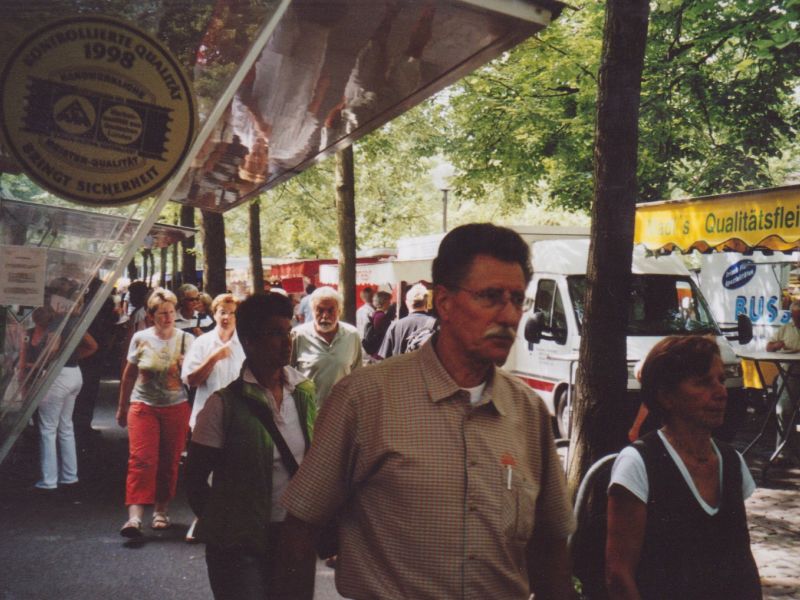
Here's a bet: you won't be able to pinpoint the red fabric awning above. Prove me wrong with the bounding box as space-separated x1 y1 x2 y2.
271 260 336 279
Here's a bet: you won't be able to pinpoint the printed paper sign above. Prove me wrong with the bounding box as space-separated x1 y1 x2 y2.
0 16 196 205
0 246 47 306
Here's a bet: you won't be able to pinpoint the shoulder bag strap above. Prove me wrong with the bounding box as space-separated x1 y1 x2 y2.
240 389 300 476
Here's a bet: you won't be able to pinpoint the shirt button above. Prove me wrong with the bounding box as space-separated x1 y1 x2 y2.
469 504 477 512
469 459 478 467
468 554 476 560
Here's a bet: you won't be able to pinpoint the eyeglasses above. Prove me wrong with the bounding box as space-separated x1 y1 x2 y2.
454 286 532 311
184 296 200 302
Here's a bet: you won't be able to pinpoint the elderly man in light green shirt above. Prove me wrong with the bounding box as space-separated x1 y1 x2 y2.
291 286 362 406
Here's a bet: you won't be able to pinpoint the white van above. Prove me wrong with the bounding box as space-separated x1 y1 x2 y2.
506 239 751 438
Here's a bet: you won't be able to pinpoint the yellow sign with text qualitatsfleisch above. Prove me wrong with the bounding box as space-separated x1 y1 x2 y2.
0 16 196 206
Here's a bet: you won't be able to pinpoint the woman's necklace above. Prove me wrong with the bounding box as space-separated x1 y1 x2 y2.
663 429 714 464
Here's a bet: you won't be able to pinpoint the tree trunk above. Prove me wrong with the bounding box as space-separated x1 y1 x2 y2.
171 241 179 291
159 246 168 288
201 209 227 296
567 0 651 495
335 146 357 325
249 198 265 294
180 205 196 287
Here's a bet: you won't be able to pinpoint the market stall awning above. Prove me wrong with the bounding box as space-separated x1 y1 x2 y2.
0 0 564 214
272 259 336 280
274 255 394 284
171 0 564 212
0 198 196 250
634 185 800 254
319 258 433 287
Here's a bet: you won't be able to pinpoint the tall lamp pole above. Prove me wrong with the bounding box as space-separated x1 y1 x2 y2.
430 161 455 233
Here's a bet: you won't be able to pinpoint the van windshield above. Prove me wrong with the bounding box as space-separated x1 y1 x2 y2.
567 275 720 336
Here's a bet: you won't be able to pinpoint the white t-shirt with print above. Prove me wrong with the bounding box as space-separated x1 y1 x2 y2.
127 328 193 406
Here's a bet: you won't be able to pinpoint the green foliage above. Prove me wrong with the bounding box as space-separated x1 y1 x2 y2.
445 2 604 212
223 104 452 258
443 0 800 210
640 0 800 198
217 98 590 260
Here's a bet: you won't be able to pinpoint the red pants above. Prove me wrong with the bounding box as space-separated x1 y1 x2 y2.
125 401 189 506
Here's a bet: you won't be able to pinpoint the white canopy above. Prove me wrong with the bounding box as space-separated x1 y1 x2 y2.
319 259 433 288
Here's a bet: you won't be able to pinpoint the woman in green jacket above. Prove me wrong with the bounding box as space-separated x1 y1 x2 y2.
185 292 317 600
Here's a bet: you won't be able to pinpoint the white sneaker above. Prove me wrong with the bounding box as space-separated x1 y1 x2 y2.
185 517 198 543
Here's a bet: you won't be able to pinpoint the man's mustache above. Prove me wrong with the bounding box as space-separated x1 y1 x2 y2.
482 326 516 341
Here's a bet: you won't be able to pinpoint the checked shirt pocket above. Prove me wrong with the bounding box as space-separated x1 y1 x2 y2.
500 469 539 543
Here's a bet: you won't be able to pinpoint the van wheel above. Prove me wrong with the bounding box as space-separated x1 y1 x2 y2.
555 390 571 440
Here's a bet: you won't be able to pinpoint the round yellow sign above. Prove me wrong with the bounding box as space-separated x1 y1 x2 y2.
0 16 196 205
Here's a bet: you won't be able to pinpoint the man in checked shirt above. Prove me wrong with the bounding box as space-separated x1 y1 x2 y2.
283 223 576 600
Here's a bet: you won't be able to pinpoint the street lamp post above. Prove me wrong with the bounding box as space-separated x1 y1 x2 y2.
430 162 455 233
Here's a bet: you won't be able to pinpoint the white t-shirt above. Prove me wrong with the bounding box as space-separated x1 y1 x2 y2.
356 302 376 339
127 328 193 406
130 306 148 332
609 430 756 515
192 366 309 522
769 321 800 351
181 328 245 429
463 382 487 406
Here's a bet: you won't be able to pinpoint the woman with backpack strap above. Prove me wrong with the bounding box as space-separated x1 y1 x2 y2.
606 335 761 600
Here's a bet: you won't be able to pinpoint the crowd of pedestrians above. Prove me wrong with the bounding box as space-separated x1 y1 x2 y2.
16 222 768 600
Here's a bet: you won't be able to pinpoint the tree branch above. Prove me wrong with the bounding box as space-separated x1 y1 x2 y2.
531 35 598 82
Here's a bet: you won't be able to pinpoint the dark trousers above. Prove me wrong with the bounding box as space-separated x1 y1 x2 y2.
73 357 103 443
205 523 315 600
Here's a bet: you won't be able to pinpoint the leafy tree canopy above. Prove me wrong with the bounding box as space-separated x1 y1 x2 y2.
444 0 800 210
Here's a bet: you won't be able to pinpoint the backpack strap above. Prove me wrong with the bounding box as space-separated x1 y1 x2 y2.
631 431 663 503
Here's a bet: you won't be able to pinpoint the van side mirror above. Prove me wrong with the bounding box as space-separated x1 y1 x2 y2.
737 313 753 345
524 312 544 344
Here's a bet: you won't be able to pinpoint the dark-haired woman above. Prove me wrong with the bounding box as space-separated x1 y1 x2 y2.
185 292 317 599
606 335 761 600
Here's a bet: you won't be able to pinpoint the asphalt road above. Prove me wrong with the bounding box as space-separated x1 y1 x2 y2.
0 379 344 600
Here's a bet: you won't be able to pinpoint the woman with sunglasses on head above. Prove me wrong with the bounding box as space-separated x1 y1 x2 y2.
117 288 194 537
606 335 761 600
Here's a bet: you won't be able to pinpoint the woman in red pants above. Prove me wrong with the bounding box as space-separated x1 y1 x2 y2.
116 288 194 537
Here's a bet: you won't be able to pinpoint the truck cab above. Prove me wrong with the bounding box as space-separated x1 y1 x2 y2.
507 239 746 438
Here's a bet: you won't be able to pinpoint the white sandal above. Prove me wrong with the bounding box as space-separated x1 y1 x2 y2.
151 512 171 530
120 516 143 538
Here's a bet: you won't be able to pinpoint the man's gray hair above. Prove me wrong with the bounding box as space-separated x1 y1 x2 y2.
310 286 343 314
405 283 429 310
177 283 199 302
